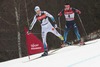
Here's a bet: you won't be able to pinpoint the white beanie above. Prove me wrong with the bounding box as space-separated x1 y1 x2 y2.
34 6 40 12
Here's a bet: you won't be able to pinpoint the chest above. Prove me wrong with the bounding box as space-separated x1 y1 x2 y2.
64 10 75 18
36 13 47 21
64 10 74 15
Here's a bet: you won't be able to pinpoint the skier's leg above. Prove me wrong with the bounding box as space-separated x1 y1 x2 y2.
73 25 85 45
41 30 48 56
50 28 64 41
64 26 70 44
42 31 48 50
47 22 64 41
73 23 81 41
50 28 66 47
48 24 65 47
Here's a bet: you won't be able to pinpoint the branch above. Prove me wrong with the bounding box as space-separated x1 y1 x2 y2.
0 16 16 25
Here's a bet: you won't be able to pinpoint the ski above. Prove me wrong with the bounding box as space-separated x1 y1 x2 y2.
24 49 60 63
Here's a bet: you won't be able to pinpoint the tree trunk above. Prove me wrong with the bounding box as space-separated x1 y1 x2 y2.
24 0 29 26
14 0 22 58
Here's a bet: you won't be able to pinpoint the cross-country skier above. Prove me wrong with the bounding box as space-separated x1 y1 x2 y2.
28 6 64 56
58 3 85 45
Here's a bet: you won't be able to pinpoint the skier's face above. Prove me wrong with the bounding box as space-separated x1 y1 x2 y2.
36 10 41 15
65 5 70 10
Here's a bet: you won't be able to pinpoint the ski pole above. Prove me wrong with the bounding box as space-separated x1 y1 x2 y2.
58 17 61 33
57 27 65 32
77 14 88 37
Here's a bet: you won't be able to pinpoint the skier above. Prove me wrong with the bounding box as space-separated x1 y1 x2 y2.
28 6 64 56
58 3 85 45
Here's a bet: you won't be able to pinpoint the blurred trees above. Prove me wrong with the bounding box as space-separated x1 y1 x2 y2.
0 0 100 62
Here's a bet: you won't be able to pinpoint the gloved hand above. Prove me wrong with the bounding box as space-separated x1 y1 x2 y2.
27 30 31 34
76 9 81 14
54 24 58 28
58 14 60 17
58 12 62 17
53 23 58 28
52 23 58 30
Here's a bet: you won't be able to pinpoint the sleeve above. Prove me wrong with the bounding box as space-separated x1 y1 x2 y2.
44 11 55 22
72 8 81 14
29 15 37 30
58 9 64 17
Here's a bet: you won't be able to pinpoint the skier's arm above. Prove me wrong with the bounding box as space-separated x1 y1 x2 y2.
44 11 57 28
58 9 64 17
73 8 81 14
44 11 56 23
29 15 37 31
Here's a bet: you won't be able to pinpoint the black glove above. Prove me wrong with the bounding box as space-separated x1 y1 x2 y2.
53 22 58 28
27 30 31 34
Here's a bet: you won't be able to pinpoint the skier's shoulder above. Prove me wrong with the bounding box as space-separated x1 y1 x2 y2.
42 11 49 14
71 7 75 10
72 7 79 11
41 11 51 16
71 7 77 12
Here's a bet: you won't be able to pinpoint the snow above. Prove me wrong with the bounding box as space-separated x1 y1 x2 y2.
0 39 100 67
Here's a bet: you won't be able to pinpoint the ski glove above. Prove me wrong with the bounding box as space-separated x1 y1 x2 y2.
27 30 31 34
54 24 58 28
53 21 58 28
76 9 81 14
53 23 58 28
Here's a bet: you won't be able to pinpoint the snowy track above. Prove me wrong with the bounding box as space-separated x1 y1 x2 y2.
0 39 100 67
